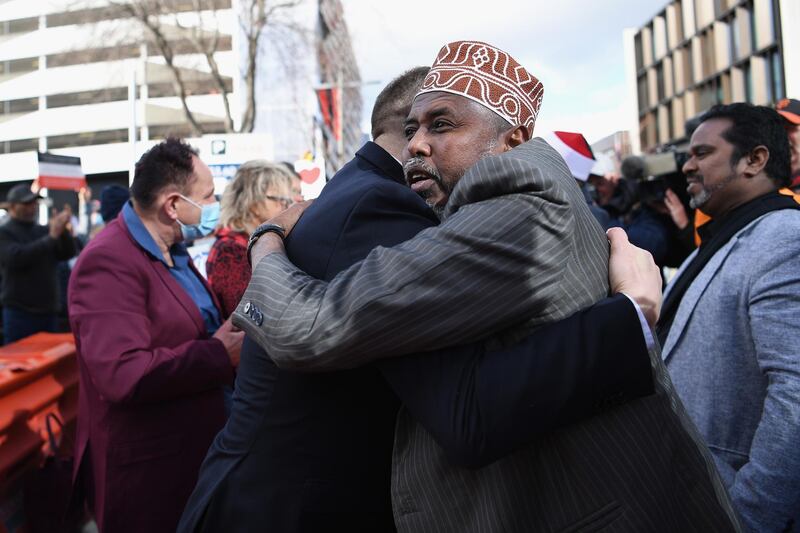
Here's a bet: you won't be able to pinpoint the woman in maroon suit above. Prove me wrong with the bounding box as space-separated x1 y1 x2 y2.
206 161 294 319
68 138 242 533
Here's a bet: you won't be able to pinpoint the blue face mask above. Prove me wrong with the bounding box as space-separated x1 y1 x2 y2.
177 194 220 241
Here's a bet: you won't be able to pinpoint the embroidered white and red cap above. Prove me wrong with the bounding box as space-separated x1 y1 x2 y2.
543 131 596 181
416 41 544 136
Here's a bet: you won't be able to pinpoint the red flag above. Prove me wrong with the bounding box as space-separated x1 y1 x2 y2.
316 88 340 141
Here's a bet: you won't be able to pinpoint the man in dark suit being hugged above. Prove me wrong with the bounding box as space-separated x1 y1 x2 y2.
238 42 741 531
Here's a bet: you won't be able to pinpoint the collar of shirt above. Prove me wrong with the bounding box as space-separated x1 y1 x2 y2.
697 191 785 245
122 200 187 266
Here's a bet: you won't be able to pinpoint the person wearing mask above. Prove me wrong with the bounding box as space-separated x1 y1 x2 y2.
68 138 243 533
206 161 293 319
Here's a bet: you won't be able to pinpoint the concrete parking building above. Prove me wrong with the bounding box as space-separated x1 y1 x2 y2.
0 0 241 189
0 0 362 200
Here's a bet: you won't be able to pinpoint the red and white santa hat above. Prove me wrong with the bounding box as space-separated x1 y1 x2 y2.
543 131 596 181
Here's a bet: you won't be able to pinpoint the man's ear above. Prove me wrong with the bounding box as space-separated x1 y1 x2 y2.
163 191 181 221
502 125 530 151
743 145 769 178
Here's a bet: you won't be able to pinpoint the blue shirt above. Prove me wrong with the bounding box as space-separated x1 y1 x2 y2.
122 201 221 334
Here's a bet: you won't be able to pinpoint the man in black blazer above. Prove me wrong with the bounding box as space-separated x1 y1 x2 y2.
178 67 658 533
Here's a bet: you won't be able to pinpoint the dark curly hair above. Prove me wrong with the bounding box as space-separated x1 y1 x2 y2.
700 103 791 187
130 137 199 209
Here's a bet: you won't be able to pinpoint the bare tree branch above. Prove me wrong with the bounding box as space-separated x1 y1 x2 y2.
104 0 305 135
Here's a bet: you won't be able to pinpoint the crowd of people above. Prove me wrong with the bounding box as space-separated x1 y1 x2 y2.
0 39 799 533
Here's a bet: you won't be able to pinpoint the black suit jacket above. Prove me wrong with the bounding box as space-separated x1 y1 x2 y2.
177 142 652 532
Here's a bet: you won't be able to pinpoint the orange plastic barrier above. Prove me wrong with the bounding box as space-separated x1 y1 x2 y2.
0 333 78 498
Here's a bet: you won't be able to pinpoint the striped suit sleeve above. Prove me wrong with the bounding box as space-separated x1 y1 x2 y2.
232 154 580 371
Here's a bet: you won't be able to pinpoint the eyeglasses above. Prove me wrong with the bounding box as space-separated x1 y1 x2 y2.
266 195 294 209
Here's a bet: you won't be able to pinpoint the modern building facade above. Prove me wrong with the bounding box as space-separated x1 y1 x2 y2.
0 0 239 191
626 0 799 153
0 0 362 198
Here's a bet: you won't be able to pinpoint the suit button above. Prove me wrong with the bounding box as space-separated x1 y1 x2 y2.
253 310 263 326
243 301 251 314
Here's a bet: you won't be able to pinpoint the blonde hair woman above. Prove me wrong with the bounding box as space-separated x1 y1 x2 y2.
206 160 293 318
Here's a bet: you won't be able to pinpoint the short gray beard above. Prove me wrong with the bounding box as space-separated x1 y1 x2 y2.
689 188 712 209
688 171 737 209
405 137 499 219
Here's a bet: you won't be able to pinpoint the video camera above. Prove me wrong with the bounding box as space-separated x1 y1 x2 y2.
621 148 690 205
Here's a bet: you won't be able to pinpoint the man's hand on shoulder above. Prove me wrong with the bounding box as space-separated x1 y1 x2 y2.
250 200 313 267
213 318 244 368
607 227 662 328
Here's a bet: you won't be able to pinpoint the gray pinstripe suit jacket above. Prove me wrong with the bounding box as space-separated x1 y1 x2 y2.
233 139 740 532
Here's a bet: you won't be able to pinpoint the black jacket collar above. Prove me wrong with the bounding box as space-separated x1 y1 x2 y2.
355 141 405 186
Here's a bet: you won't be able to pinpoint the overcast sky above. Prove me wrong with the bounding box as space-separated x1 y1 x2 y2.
342 0 666 143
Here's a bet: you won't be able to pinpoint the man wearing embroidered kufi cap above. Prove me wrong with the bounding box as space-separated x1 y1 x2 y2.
231 41 740 532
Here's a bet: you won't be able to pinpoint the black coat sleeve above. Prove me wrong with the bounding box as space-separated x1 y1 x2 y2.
326 179 655 470
378 294 654 468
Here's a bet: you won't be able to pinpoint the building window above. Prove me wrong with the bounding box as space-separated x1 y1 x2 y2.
161 35 233 56
700 30 715 79
697 80 718 111
47 88 129 108
635 33 644 71
1 97 39 114
656 64 665 102
47 129 131 150
0 57 39 76
683 44 694 89
46 7 122 27
0 17 38 35
45 1 233 28
0 138 38 154
148 122 226 140
638 75 648 112
743 63 752 103
47 45 141 68
674 1 684 43
148 78 233 99
770 50 784 102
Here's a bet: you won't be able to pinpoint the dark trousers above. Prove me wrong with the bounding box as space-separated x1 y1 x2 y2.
2 306 58 345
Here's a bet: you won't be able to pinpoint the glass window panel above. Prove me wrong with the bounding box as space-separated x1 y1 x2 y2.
2 17 38 35
47 88 128 108
1 138 39 153
772 51 784 102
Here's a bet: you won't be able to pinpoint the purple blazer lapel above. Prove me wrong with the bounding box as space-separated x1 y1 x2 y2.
119 216 209 338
